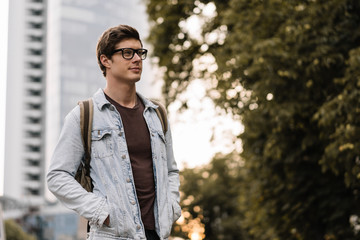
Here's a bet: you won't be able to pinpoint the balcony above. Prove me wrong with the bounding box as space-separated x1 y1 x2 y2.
25 41 43 50
25 55 43 64
24 109 42 118
24 81 43 91
24 165 42 175
23 137 42 146
24 95 43 105
24 68 43 77
23 122 42 132
26 15 44 25
25 152 42 160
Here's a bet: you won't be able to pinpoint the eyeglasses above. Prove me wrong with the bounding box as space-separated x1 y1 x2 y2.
112 48 148 60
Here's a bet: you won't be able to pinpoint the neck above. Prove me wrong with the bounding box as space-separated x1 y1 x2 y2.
103 82 137 108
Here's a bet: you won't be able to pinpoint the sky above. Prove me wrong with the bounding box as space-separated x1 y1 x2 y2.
0 0 9 196
169 80 243 169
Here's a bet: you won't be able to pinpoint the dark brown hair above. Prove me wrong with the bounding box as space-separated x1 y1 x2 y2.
96 24 142 76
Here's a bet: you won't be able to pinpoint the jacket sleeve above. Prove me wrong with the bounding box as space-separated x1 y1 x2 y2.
165 122 182 222
46 106 109 227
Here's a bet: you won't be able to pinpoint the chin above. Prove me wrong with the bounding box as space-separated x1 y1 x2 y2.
131 77 141 83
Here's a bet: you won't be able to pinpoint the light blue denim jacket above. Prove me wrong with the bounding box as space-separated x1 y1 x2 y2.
47 89 181 240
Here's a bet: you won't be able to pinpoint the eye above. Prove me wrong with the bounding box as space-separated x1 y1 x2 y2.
123 49 133 56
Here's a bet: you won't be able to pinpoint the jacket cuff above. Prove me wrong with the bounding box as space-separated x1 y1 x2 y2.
90 197 109 228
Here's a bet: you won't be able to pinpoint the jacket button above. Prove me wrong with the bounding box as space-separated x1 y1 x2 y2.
136 225 141 230
126 178 131 183
109 105 115 111
122 155 126 159
131 200 136 205
118 132 123 137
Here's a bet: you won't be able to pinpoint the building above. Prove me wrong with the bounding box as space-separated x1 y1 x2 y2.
4 0 48 206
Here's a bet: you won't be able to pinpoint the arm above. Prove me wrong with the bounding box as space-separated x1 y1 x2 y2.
46 106 109 227
165 122 182 222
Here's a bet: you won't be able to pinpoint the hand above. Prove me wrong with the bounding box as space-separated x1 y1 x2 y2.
104 216 110 226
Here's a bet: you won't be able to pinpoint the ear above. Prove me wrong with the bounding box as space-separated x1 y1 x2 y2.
100 54 112 68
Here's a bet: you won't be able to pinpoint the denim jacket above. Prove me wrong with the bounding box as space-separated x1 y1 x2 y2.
47 89 181 240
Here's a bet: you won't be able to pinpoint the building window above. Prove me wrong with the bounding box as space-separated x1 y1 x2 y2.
26 144 41 152
26 116 41 124
26 130 41 138
28 22 43 29
28 8 43 16
27 159 40 167
27 76 42 83
25 187 40 196
27 89 42 96
28 48 43 56
28 35 43 42
28 62 42 69
27 102 42 110
26 173 41 181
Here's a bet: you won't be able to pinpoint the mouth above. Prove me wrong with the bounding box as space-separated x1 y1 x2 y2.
129 67 141 73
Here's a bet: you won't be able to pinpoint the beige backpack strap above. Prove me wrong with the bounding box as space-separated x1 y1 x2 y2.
79 99 93 159
77 98 94 192
151 100 168 134
79 98 94 158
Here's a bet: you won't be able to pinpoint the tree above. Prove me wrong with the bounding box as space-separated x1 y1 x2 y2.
175 153 248 240
5 220 36 240
146 0 360 239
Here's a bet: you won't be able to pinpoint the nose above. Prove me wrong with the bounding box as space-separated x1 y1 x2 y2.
132 52 142 61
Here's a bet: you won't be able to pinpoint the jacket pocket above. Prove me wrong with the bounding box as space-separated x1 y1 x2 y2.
96 203 119 238
91 129 114 158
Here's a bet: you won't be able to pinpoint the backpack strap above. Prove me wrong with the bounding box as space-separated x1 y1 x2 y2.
151 100 168 135
78 98 94 191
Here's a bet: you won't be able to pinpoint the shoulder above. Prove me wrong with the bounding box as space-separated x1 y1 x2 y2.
137 92 165 110
65 104 81 125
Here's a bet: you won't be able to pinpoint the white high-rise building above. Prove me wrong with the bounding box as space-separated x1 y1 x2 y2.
4 0 48 206
5 0 159 207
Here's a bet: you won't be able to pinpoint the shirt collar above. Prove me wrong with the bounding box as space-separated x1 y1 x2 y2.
93 88 159 111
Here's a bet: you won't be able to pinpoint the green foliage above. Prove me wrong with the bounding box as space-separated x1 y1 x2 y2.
5 220 36 240
146 0 360 239
176 154 248 240
314 47 360 188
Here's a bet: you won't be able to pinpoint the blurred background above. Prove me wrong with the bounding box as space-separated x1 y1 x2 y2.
1 0 360 240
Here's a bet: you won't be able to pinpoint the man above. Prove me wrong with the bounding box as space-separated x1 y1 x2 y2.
47 25 181 240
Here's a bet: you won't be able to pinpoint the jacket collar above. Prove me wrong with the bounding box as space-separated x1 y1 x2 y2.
93 88 159 111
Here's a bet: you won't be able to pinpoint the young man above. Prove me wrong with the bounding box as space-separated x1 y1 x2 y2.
47 25 181 240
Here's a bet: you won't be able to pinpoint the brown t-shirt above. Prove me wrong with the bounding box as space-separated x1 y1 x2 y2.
105 94 155 230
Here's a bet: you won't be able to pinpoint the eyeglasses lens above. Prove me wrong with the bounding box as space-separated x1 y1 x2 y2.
123 49 133 59
138 50 147 60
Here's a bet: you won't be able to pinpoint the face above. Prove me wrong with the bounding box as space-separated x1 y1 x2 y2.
101 38 144 84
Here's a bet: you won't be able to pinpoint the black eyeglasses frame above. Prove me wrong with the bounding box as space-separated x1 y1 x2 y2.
111 48 148 60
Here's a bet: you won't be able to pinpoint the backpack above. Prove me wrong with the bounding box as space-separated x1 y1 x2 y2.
74 98 168 192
